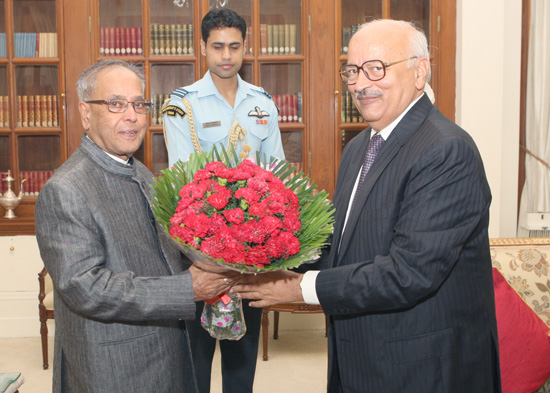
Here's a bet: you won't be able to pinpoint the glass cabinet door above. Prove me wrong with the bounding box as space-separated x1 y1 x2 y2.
390 0 429 30
260 62 302 167
99 0 143 56
150 63 195 125
13 0 58 58
209 0 252 54
339 0 431 153
341 0 382 54
150 1 194 56
239 63 252 84
17 135 60 196
260 63 302 124
260 0 301 56
15 66 59 128
152 132 167 175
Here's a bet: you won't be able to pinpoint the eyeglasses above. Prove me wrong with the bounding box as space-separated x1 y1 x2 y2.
339 56 418 85
85 99 152 114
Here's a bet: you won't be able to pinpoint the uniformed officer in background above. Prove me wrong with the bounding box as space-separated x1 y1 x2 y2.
162 8 285 393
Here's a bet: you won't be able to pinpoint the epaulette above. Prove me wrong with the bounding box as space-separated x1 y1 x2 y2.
172 88 189 99
258 87 273 100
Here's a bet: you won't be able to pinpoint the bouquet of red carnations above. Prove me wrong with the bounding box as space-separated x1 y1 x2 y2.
152 146 333 340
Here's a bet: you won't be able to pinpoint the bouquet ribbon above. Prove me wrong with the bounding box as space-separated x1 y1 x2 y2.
204 292 232 306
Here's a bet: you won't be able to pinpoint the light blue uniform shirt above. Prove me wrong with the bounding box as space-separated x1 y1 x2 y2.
163 71 285 166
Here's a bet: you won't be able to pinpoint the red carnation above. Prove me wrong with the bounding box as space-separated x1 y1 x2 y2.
223 208 245 225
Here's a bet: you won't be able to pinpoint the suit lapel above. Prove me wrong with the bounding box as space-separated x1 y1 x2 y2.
336 95 433 265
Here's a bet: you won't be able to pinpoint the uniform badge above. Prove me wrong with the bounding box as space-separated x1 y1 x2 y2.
203 121 221 128
161 105 186 118
248 106 270 118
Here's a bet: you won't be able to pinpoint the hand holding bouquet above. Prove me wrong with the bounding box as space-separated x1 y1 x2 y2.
152 146 333 339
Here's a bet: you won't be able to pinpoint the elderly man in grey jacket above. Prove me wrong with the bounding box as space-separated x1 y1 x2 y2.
35 59 237 393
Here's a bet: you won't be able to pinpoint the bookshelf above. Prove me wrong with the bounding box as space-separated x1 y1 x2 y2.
0 0 456 235
0 0 65 235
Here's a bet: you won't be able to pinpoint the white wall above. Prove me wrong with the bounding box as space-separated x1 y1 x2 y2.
0 0 526 337
456 0 522 238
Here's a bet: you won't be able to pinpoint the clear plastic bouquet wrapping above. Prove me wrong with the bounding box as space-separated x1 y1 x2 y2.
152 146 334 340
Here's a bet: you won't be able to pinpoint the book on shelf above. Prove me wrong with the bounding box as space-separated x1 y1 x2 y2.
17 96 22 127
264 24 297 55
272 25 279 54
289 24 297 54
278 24 284 54
52 95 58 126
267 25 273 54
260 24 267 55
272 94 300 123
15 32 59 58
341 91 364 123
19 170 54 196
152 94 170 125
342 25 361 54
40 95 47 127
177 24 184 54
100 27 142 56
284 24 290 54
16 95 58 128
28 96 35 127
47 95 53 127
296 91 302 123
34 95 41 127
188 24 193 54
246 26 253 54
0 96 8 127
150 24 191 56
170 24 177 55
22 95 28 127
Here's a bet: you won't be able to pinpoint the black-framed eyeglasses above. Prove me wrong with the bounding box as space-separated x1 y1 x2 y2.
85 99 152 114
339 56 418 85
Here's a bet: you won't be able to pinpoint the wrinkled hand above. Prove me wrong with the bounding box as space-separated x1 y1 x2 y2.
231 270 304 308
189 264 240 302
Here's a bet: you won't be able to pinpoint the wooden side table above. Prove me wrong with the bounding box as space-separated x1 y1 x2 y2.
261 302 326 361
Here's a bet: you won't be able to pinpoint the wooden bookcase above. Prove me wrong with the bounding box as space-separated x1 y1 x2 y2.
0 0 456 235
0 0 66 235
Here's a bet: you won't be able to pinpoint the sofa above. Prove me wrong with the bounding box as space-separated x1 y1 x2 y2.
490 237 550 393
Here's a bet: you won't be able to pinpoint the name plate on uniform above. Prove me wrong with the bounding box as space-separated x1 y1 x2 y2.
202 121 221 128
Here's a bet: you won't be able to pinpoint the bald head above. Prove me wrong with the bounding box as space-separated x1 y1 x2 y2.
345 19 431 131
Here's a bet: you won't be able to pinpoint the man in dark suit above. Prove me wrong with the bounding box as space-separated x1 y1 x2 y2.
233 19 501 393
35 59 238 392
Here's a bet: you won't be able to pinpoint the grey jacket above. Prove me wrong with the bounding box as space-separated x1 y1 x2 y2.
36 134 198 393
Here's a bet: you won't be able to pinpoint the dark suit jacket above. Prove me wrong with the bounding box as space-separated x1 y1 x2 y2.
315 95 500 393
36 135 198 393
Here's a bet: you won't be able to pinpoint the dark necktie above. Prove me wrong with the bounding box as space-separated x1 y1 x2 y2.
355 133 385 198
340 133 385 247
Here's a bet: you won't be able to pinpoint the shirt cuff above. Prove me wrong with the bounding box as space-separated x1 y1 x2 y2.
300 270 321 305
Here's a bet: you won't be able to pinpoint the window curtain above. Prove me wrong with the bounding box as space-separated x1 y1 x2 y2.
518 0 550 236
